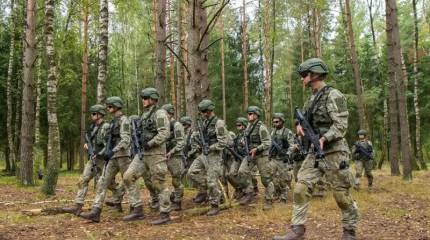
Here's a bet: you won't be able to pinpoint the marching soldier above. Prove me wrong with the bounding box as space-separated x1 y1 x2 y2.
188 99 229 216
162 104 185 211
238 106 273 210
274 58 359 240
62 104 125 215
122 88 172 225
79 97 141 223
352 129 374 190
270 113 295 203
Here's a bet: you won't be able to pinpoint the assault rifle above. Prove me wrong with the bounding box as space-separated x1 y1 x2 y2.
103 120 116 175
84 132 97 174
270 140 291 163
292 136 306 162
197 119 209 156
294 107 327 168
130 119 144 160
225 145 244 161
354 143 373 160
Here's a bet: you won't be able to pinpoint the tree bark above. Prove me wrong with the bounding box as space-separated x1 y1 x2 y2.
312 7 321 58
412 0 426 170
6 0 16 173
79 1 89 171
262 0 272 124
366 0 377 47
176 0 186 116
167 0 176 115
241 0 249 110
155 0 167 104
385 0 413 180
96 0 108 104
343 0 368 131
42 0 60 194
20 0 37 185
220 14 226 121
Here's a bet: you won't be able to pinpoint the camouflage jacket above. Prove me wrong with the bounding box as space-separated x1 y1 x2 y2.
110 114 131 158
184 129 201 160
87 121 110 156
270 126 295 161
303 82 350 154
246 120 271 156
141 105 170 155
200 116 229 152
352 139 373 161
166 119 185 156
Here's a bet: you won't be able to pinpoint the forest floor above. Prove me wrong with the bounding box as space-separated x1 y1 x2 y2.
0 166 429 240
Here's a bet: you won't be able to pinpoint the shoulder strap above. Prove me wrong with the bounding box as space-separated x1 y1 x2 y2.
306 85 332 122
247 120 260 138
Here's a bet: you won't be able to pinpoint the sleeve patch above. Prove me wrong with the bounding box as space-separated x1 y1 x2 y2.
261 128 269 139
175 129 183 138
157 117 165 127
218 127 225 135
123 122 130 132
335 97 348 112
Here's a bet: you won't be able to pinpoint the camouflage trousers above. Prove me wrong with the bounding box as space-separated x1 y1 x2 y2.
74 158 124 205
188 152 223 206
225 158 248 194
272 160 293 201
292 151 359 231
93 156 141 209
354 160 374 186
167 155 184 203
293 160 304 183
124 154 171 213
239 155 275 201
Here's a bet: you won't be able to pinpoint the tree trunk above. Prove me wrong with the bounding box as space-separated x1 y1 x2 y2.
312 7 321 58
79 1 89 171
262 0 272 124
343 0 368 131
176 0 186 116
220 15 226 121
20 0 37 185
42 0 60 194
385 0 412 180
96 0 108 104
241 0 249 110
366 0 377 47
167 0 176 115
187 0 210 122
34 47 43 179
155 0 167 104
6 0 16 173
412 0 426 170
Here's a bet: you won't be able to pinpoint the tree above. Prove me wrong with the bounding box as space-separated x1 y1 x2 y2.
20 0 37 185
342 0 368 131
220 14 226 120
6 0 17 173
155 0 167 104
96 0 109 104
41 0 60 195
241 0 249 110
262 0 272 124
175 0 186 116
385 0 413 180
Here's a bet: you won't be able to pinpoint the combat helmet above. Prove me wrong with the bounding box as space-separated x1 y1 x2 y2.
140 87 160 100
357 129 368 136
298 58 329 76
89 104 106 116
106 96 123 109
198 99 215 112
235 117 248 127
247 106 262 116
162 103 175 114
272 112 285 122
180 116 192 126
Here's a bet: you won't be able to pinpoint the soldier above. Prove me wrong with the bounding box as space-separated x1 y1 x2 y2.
79 97 142 223
122 87 172 225
238 106 273 210
62 104 125 215
188 99 229 216
352 129 374 190
180 116 200 176
270 113 295 203
273 58 359 240
292 134 306 183
162 104 185 211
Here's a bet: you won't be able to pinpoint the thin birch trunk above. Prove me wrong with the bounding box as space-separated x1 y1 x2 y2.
79 1 89 171
263 0 272 124
96 0 108 104
220 14 226 121
242 0 249 110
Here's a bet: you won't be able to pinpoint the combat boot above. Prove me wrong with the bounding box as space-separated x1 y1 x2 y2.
172 201 182 211
341 228 356 240
192 192 207 204
206 205 220 216
122 205 145 221
62 203 83 215
79 207 101 223
151 212 171 225
263 199 273 211
239 192 255 205
105 201 123 212
272 225 305 240
150 200 160 211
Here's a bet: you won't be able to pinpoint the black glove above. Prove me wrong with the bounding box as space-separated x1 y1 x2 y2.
339 160 349 170
104 151 114 161
142 142 151 151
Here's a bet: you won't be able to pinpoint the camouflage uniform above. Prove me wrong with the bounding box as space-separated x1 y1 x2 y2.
92 114 141 210
352 138 374 188
270 125 295 202
188 115 229 208
74 121 124 206
292 82 359 232
292 135 306 183
238 118 273 203
225 128 248 197
166 119 185 203
123 104 172 213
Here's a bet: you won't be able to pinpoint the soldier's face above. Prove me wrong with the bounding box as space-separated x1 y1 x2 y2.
142 97 151 107
236 124 245 131
247 113 257 122
301 72 311 87
107 105 115 113
272 119 283 128
359 135 365 140
90 112 99 121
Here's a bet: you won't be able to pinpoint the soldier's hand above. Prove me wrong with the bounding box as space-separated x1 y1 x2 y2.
319 137 326 150
250 148 257 158
165 152 172 160
84 143 88 150
91 154 97 160
296 125 305 137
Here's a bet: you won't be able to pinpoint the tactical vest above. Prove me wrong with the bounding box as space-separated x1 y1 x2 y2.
203 116 218 146
166 120 176 152
110 117 121 148
247 120 262 149
355 140 372 159
234 131 248 156
304 86 333 138
271 127 289 159
90 122 107 153
141 107 158 143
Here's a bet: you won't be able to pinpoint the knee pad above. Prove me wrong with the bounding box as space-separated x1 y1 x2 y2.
293 182 309 205
333 191 351 210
